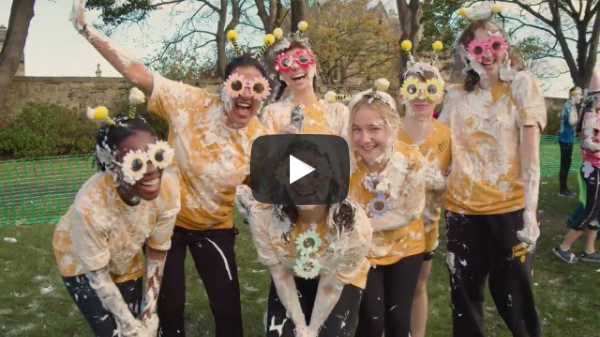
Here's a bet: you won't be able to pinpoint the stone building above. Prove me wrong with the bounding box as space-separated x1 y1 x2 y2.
0 24 26 76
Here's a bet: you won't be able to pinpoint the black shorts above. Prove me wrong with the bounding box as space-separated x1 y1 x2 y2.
423 251 435 261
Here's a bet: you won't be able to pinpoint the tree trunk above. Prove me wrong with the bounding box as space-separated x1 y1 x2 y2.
291 0 305 31
0 0 36 109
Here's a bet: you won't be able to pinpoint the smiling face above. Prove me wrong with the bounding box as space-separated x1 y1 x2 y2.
278 47 316 93
469 28 507 79
225 65 266 126
351 104 390 163
115 131 162 201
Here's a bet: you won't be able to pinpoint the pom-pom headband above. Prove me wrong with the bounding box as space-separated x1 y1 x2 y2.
226 30 276 60
458 2 502 21
401 39 444 67
348 78 396 114
87 87 146 125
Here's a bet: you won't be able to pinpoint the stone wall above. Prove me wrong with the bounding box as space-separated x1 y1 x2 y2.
1 76 222 123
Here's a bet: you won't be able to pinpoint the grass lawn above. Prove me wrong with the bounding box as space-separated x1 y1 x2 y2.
1 174 600 336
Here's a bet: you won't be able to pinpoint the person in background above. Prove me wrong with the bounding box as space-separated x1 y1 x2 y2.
553 68 600 264
558 86 583 197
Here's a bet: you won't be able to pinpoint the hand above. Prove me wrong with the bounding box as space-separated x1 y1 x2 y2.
235 185 257 216
517 209 540 245
295 325 314 337
139 313 159 336
280 124 300 135
70 0 87 32
425 165 446 191
120 319 143 337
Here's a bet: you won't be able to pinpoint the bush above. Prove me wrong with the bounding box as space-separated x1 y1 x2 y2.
0 103 97 158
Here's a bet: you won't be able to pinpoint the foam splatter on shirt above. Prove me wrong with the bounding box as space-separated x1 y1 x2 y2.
349 142 427 266
53 170 180 283
261 98 349 135
439 72 546 215
148 73 266 230
249 200 372 288
399 119 451 253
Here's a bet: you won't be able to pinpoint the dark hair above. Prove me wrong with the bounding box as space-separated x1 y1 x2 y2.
224 52 269 79
457 19 525 92
272 140 352 238
94 113 156 171
399 69 436 87
273 42 319 100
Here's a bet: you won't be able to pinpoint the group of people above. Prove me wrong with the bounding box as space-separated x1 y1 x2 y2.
53 1 552 336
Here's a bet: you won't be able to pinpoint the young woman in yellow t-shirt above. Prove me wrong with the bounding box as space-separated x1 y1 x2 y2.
236 139 372 337
260 23 349 136
53 98 180 337
396 56 451 337
346 82 427 337
438 4 546 337
71 1 272 335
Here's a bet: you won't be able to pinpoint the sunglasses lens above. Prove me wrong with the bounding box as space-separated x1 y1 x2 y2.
298 53 309 64
253 82 264 94
408 84 418 95
427 84 438 95
281 58 291 68
473 46 484 55
231 80 243 91
154 149 165 163
132 158 144 172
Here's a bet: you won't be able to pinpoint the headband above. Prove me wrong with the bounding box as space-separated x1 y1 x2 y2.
458 2 502 21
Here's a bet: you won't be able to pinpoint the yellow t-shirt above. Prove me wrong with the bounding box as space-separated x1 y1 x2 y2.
261 98 349 135
349 142 427 266
148 73 266 230
438 72 546 215
399 119 452 253
249 199 372 288
53 170 181 283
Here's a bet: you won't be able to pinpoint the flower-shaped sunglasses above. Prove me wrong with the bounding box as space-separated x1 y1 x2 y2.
224 73 271 101
400 77 444 101
466 36 508 62
118 141 174 184
275 48 316 73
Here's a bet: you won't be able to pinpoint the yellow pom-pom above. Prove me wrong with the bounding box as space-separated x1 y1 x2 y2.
491 4 502 14
432 41 443 51
374 78 390 92
325 91 337 103
88 106 108 121
401 40 412 52
458 8 468 17
273 28 283 39
129 87 146 105
264 34 275 45
226 30 238 41
298 21 308 31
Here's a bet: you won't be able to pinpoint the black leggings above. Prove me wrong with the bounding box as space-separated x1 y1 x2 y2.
354 253 424 337
445 210 540 337
559 141 574 192
572 164 600 231
158 226 242 337
62 274 142 337
266 277 362 337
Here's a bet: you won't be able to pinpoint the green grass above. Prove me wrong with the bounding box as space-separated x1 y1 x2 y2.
1 175 600 336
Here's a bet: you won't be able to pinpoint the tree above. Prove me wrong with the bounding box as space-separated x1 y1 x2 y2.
87 0 242 78
396 0 424 75
308 0 400 85
498 0 600 89
252 0 288 33
0 0 36 109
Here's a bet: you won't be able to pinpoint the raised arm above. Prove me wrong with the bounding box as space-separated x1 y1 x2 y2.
71 0 153 93
568 103 578 127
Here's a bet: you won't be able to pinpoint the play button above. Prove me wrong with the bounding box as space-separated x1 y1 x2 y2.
249 134 350 206
289 155 315 184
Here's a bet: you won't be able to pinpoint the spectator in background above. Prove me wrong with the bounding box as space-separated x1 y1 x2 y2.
557 86 583 197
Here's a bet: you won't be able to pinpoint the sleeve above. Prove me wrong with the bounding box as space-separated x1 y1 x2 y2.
568 103 578 127
147 171 181 251
437 84 461 125
70 206 111 272
248 211 280 266
147 72 210 122
511 72 547 132
333 204 372 284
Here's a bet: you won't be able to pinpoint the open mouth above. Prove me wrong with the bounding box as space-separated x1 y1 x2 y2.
292 73 307 82
293 184 317 196
481 59 497 68
139 176 161 194
235 101 253 117
361 144 377 151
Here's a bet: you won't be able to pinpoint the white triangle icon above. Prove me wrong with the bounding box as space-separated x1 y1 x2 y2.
289 155 316 184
